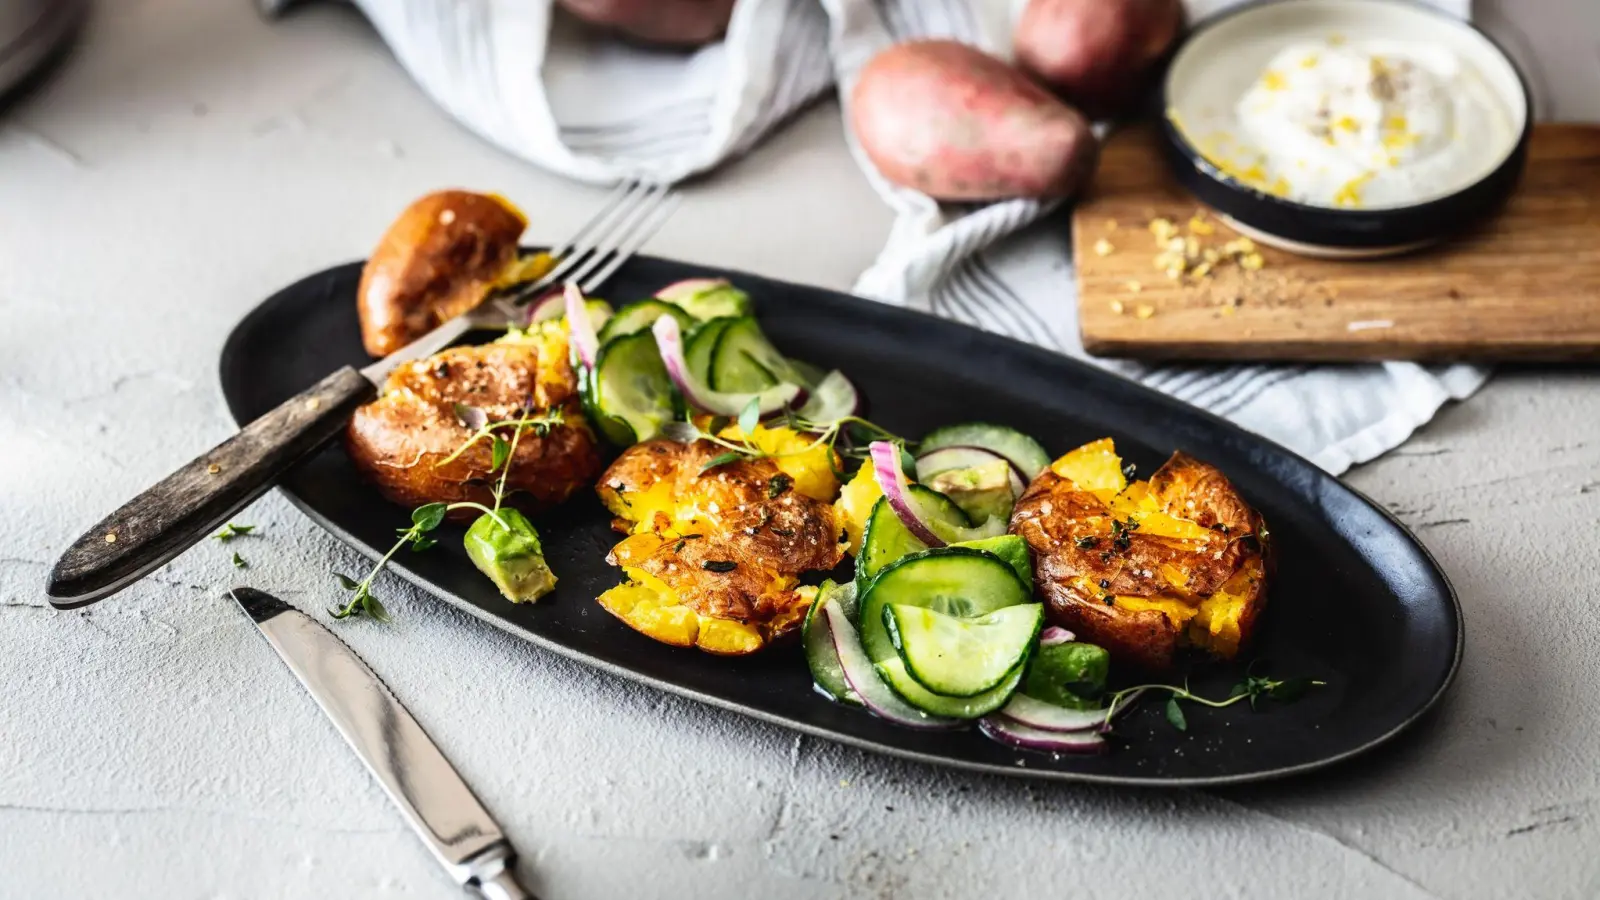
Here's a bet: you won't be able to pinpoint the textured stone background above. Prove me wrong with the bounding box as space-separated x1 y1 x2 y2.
3 1 1599 898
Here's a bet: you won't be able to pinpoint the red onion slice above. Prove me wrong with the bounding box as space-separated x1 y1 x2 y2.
826 600 960 730
870 441 947 548
656 278 728 301
796 370 860 425
652 315 802 416
979 716 1107 753
524 286 565 325
1039 626 1075 646
565 282 599 369
995 694 1106 733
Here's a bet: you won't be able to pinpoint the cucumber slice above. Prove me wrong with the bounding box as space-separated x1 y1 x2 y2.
596 299 694 345
874 657 1025 720
920 423 1052 481
886 603 1042 697
684 317 737 386
583 331 676 445
857 548 1032 665
951 535 1032 592
708 317 799 392
803 581 862 705
857 491 970 588
663 283 752 320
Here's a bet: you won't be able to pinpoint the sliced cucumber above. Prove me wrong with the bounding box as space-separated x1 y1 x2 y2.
874 657 1025 720
803 581 862 705
684 317 737 386
708 317 799 392
596 299 694 345
857 548 1032 665
857 490 970 588
583 331 676 445
920 423 1052 481
886 603 1042 698
950 535 1032 592
663 283 752 321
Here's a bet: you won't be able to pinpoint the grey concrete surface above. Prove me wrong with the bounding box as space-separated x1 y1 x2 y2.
3 2 1598 898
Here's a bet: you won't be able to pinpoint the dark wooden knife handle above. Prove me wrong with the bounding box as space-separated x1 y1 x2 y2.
47 367 376 609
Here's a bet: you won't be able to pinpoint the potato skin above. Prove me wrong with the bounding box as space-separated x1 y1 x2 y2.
345 339 601 519
358 190 527 358
1014 0 1184 120
850 39 1097 201
556 0 736 46
1010 449 1269 672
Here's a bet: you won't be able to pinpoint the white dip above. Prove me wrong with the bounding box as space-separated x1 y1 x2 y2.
1179 38 1517 209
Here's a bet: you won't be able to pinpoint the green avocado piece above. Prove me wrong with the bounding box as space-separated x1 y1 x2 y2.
928 459 1015 525
1022 642 1111 710
465 509 557 603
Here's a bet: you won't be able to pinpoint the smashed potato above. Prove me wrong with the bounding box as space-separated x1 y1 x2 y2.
1009 439 1270 671
595 432 846 655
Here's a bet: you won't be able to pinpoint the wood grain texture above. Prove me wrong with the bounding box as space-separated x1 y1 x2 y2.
1074 124 1600 361
46 367 376 608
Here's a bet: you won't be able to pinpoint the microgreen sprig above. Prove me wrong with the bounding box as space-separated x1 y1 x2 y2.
329 499 504 621
1103 664 1325 732
214 522 255 542
667 396 903 479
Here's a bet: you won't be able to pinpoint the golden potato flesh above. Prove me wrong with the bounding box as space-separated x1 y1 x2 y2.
1009 438 1269 671
595 431 846 655
345 327 602 519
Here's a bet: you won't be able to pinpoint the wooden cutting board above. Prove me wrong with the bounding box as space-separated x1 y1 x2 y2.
1072 123 1600 362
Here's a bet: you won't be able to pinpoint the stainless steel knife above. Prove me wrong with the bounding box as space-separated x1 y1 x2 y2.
231 587 535 900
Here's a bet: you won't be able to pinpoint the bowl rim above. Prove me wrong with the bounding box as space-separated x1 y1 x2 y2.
1158 0 1535 222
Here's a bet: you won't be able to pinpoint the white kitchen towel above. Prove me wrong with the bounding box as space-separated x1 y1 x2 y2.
267 0 1488 474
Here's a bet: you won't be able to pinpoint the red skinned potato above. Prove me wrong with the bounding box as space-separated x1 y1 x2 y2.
357 190 527 358
1014 0 1184 120
556 0 737 47
850 40 1096 202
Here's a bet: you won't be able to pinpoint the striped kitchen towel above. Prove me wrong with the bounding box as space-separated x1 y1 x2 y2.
263 0 1487 475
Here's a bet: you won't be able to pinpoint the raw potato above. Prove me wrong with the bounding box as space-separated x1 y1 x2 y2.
1014 0 1184 120
1009 439 1270 672
556 0 736 46
850 39 1097 201
357 190 528 358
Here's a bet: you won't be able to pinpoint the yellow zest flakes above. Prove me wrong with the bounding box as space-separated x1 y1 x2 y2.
1334 115 1361 133
1239 253 1265 271
1093 238 1116 257
1134 304 1156 320
1260 70 1288 92
1267 177 1292 198
1148 218 1179 242
1332 171 1376 208
1109 299 1125 315
1125 280 1143 293
1188 215 1215 236
1191 261 1213 279
1300 53 1320 69
1386 115 1409 132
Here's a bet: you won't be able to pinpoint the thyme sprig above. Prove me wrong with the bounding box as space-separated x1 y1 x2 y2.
669 397 903 479
1103 664 1325 732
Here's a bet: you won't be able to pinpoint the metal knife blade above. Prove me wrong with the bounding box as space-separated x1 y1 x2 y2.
231 587 534 900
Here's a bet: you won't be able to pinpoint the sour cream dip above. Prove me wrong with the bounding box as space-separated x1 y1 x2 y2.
1189 38 1517 209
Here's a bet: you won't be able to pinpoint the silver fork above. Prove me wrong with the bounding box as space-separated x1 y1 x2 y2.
47 180 680 609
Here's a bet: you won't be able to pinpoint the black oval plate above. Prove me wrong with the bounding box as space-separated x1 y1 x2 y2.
220 256 1461 786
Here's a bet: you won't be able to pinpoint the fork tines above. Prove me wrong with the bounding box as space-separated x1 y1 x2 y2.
509 179 681 305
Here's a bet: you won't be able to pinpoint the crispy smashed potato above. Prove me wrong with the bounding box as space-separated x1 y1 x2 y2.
358 190 549 357
1009 438 1270 671
595 432 846 655
346 329 602 519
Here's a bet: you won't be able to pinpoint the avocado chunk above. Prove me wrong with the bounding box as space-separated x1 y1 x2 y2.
927 459 1015 525
1023 642 1111 710
465 509 557 603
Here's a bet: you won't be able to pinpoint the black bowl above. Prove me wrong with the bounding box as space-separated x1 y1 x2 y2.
1159 0 1533 257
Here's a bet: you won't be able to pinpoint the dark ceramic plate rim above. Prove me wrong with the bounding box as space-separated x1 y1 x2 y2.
221 256 1463 787
1158 0 1535 249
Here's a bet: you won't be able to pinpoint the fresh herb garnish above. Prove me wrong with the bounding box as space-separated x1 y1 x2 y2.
214 522 255 542
231 552 248 569
767 473 793 499
1076 536 1100 550
1122 462 1138 480
771 527 795 537
1103 665 1326 731
701 560 737 573
737 396 762 437
699 451 745 474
